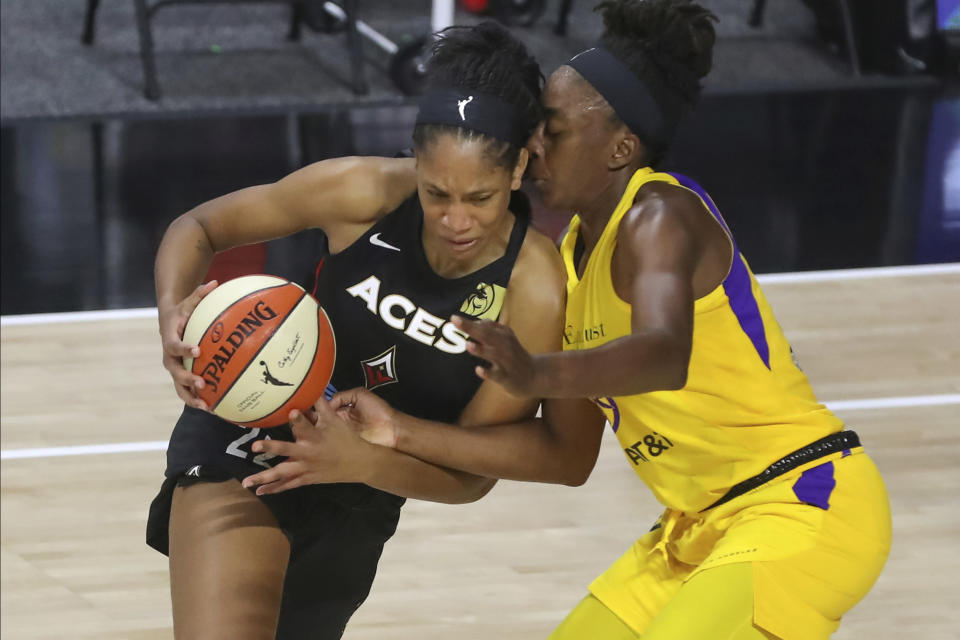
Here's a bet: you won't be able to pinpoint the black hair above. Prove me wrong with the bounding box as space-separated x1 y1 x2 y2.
595 0 717 165
412 21 544 171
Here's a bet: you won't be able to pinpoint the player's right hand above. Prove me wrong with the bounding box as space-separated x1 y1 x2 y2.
329 388 398 448
158 280 218 410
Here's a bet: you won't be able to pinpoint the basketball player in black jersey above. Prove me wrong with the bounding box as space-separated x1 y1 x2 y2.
149 23 571 640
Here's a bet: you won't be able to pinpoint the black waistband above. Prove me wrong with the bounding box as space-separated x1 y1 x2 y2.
702 430 861 512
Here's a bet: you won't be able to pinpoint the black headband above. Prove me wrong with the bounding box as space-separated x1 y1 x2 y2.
566 46 671 147
415 90 529 148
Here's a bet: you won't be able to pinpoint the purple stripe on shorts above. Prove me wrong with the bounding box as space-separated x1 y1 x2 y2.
667 173 771 369
792 462 836 510
842 449 851 457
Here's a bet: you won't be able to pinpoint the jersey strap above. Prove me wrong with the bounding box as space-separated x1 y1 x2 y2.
668 172 771 369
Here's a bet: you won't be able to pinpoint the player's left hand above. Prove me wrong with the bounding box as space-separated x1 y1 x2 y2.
451 315 545 398
241 398 373 495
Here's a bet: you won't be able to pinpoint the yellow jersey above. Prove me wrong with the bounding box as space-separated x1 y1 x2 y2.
560 167 844 513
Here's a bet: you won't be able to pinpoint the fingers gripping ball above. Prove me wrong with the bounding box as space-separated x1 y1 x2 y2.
182 275 336 428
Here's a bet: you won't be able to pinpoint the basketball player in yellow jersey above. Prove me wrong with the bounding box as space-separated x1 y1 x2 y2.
452 1 892 637
248 1 892 638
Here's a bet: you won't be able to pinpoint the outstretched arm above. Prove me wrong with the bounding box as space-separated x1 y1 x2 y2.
243 403 496 504
353 391 606 486
458 185 730 399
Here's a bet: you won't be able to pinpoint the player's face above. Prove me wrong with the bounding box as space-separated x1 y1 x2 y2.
527 67 622 213
416 133 525 270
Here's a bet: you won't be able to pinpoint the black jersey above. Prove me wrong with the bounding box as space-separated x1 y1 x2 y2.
147 186 530 640
152 194 528 546
314 193 527 423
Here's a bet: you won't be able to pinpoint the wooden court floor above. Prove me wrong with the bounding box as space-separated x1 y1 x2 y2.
2 267 958 639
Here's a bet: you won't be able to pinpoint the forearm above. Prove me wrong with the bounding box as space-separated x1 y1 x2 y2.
155 215 216 310
359 442 495 504
535 331 689 398
393 413 584 486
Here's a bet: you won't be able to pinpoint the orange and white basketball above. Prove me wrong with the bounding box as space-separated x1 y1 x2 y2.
182 275 336 428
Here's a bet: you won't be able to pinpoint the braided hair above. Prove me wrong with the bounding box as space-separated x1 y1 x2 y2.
596 0 717 165
413 21 544 171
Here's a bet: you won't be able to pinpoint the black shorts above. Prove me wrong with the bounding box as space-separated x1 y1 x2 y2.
146 407 405 639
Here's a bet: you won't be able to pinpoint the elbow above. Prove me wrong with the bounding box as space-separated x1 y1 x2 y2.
663 360 688 390
562 468 591 487
168 212 215 252
638 351 687 392
625 332 690 393
659 341 690 390
455 477 497 504
560 454 597 487
170 210 202 233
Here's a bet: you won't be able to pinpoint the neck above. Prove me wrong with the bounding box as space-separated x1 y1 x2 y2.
422 210 515 279
576 166 641 251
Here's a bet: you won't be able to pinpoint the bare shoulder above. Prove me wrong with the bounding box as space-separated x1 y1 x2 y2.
372 156 418 211
627 180 704 226
516 225 566 291
635 180 704 208
504 224 567 323
616 181 711 252
615 179 729 293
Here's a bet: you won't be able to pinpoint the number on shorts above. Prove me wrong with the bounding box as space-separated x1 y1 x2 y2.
226 428 279 468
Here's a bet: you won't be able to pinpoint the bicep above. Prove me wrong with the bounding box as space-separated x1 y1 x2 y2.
629 267 694 344
192 157 416 251
189 185 305 251
619 208 700 342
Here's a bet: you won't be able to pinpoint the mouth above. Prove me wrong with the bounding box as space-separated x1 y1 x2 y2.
529 158 548 182
443 237 479 253
529 168 549 187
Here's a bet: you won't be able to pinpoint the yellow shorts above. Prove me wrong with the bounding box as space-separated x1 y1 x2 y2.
550 566 777 640
585 449 891 640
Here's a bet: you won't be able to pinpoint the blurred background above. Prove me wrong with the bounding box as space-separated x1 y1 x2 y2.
2 4 959 639
1 0 958 314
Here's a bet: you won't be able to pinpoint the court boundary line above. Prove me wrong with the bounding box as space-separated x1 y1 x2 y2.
2 264 958 326
2 393 958 460
1 440 169 459
1 307 157 325
755 263 960 284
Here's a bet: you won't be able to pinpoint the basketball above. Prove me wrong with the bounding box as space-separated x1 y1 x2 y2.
182 275 336 428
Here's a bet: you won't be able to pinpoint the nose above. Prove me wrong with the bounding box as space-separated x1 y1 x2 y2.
527 122 545 160
442 204 472 234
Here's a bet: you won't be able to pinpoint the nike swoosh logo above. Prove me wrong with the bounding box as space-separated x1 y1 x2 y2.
370 233 401 252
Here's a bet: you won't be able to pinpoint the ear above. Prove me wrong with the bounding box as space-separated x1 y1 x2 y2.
510 147 529 191
608 130 644 171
